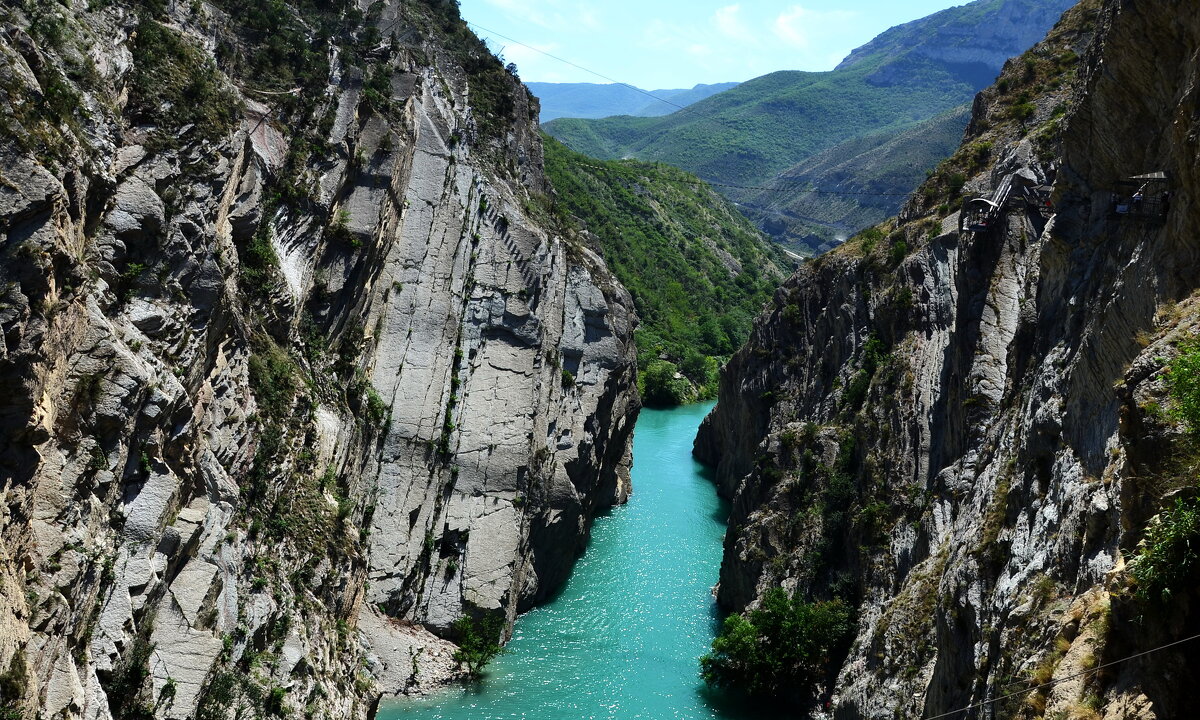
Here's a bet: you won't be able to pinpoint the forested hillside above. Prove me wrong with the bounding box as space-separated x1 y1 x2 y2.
543 137 789 405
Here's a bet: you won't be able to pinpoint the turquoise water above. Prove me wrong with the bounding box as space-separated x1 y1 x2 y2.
381 403 775 720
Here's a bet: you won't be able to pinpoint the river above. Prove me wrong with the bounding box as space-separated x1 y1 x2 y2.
380 402 777 720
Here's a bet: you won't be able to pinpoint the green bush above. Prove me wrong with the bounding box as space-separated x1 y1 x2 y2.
128 19 237 141
641 360 694 407
264 686 286 717
1167 338 1200 433
1010 102 1037 123
0 650 28 720
365 386 388 425
451 615 505 679
700 588 853 697
1132 497 1200 604
239 221 279 287
247 344 298 420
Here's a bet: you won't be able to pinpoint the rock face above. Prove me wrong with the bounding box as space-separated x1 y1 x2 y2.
697 0 1200 717
0 1 637 719
838 0 1078 85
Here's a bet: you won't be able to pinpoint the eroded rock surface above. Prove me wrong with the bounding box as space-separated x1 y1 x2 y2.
0 1 637 718
698 1 1200 717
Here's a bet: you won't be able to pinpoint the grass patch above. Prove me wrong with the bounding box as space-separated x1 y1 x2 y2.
127 18 238 142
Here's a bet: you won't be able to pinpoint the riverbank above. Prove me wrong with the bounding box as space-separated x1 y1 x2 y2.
379 403 776 719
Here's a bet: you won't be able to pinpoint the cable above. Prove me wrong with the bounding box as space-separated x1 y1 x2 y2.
297 10 920 202
923 632 1200 720
465 21 691 116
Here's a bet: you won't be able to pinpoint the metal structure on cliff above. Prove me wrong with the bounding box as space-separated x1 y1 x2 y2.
1110 171 1170 219
960 171 1052 235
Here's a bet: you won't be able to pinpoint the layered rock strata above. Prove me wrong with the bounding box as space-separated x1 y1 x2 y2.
0 1 638 718
697 0 1200 716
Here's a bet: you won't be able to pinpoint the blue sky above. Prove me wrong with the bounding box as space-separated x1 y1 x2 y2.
459 0 970 89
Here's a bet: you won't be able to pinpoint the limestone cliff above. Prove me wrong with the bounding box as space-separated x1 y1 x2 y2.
0 1 638 718
697 0 1200 716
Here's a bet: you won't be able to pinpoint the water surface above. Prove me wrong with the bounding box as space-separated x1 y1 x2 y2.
381 402 776 720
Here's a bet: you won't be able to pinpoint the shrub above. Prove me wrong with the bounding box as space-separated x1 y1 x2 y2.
1167 338 1200 433
856 226 885 255
946 172 967 195
365 386 388 424
641 360 693 407
1131 497 1200 604
0 650 28 720
240 221 279 286
247 343 298 420
127 19 237 141
700 588 853 697
1010 102 1037 123
264 686 286 717
451 615 505 679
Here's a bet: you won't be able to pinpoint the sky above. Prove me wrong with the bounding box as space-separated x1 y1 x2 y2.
459 0 970 90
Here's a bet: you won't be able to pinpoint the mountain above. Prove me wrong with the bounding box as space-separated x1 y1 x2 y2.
546 0 1077 253
527 81 739 122
542 136 790 405
0 1 640 718
696 0 1200 715
745 105 973 252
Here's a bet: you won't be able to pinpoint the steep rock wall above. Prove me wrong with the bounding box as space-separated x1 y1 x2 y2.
697 0 1200 717
0 1 638 718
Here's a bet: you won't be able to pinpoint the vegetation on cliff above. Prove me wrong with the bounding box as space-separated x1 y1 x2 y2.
700 589 852 698
542 136 788 405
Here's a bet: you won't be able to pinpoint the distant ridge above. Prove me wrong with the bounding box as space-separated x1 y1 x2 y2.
545 0 1076 253
527 81 739 123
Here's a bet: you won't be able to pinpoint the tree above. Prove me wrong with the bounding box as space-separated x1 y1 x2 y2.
451 615 505 679
700 589 852 698
641 360 693 407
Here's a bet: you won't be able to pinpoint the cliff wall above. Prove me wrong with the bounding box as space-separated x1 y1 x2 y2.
697 0 1200 716
0 1 638 718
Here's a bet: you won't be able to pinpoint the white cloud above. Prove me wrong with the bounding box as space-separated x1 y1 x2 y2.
774 7 810 48
713 4 754 42
773 5 858 50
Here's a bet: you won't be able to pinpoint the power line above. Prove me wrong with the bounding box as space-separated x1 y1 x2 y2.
923 632 1200 720
466 21 691 116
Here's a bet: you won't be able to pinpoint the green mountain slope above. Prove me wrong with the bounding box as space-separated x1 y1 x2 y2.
545 0 1075 253
546 64 968 186
542 135 790 405
745 105 972 252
